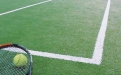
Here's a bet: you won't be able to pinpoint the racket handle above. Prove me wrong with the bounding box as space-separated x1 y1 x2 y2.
0 43 12 47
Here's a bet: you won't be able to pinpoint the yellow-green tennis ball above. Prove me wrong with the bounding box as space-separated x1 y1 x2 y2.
13 54 27 67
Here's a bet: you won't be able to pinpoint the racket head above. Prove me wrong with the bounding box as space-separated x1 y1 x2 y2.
0 44 33 75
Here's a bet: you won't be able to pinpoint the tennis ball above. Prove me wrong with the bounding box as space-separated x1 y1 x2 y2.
13 54 27 67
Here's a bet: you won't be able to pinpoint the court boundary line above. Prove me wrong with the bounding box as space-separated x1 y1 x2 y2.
28 0 111 65
0 0 52 16
92 0 111 65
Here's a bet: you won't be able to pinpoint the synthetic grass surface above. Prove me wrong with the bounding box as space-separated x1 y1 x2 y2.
0 0 106 57
1 0 121 75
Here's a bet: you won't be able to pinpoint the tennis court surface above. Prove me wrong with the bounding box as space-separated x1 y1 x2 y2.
1 0 121 75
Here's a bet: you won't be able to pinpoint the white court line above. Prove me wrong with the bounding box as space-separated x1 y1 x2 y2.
28 0 111 65
0 0 52 16
92 0 111 65
29 50 93 64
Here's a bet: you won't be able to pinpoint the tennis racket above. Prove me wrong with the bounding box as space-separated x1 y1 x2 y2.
0 44 33 75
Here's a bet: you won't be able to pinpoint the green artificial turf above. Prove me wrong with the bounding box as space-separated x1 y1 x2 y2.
1 0 121 75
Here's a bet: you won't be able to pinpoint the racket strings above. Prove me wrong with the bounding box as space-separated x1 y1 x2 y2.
0 47 30 75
